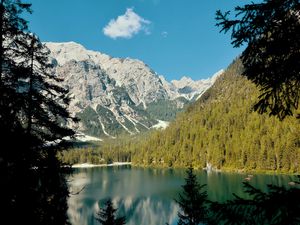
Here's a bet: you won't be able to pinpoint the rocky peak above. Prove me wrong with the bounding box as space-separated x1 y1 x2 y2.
45 41 221 138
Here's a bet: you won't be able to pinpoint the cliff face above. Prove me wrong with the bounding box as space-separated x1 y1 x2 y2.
46 42 219 137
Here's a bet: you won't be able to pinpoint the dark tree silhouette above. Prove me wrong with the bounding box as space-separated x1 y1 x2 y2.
215 1 300 224
216 0 300 120
96 199 126 225
176 167 209 225
0 1 76 224
210 178 300 225
0 0 31 130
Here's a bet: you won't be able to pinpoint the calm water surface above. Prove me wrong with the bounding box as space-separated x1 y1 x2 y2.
68 166 295 225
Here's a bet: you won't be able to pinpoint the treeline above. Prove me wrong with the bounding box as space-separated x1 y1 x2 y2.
59 137 133 165
58 147 131 165
129 59 300 173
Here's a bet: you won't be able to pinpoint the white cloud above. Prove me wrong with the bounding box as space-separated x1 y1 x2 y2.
103 8 151 39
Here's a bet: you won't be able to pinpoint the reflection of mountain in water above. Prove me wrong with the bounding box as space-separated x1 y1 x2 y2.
67 166 294 225
69 195 179 225
67 167 180 225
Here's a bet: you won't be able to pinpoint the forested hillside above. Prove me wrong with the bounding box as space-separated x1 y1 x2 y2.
130 59 300 173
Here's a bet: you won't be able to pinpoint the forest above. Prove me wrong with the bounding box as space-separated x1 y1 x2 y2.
130 59 300 173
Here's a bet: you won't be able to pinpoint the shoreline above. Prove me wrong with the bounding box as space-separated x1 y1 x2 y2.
130 164 299 176
71 162 298 175
72 162 132 168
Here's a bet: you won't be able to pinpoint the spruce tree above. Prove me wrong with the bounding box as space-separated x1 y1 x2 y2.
216 0 300 120
96 199 126 225
214 1 300 224
0 1 76 224
176 167 209 225
210 179 300 225
0 0 31 131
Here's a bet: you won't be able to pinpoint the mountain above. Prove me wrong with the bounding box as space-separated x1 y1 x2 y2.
46 42 220 138
170 71 222 101
128 59 300 173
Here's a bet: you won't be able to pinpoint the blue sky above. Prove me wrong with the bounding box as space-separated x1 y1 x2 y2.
26 0 252 81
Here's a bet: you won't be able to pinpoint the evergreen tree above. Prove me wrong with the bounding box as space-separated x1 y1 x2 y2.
0 0 31 131
0 1 76 224
213 1 300 224
216 0 300 120
210 178 300 225
96 199 126 225
176 167 209 225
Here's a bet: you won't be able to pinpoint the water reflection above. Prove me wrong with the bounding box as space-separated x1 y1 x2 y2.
68 166 181 225
68 166 295 225
69 193 179 225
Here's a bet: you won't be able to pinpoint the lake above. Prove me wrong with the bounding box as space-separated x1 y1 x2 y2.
68 165 295 225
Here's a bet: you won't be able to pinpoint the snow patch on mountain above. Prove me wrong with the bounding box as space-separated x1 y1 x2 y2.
171 69 223 100
45 41 220 137
74 133 103 142
151 120 170 130
195 69 224 100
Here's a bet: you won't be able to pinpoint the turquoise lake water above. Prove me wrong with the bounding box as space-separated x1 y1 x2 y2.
68 165 295 225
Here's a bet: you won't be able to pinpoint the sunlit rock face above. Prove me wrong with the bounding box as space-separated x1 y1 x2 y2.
46 42 221 138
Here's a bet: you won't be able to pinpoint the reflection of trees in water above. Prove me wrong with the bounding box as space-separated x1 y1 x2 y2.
67 167 182 225
67 168 294 225
67 172 91 225
68 195 179 225
205 171 295 202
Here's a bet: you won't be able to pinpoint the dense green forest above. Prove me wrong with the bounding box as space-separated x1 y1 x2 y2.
61 59 300 173
59 137 133 165
58 145 132 165
130 59 300 173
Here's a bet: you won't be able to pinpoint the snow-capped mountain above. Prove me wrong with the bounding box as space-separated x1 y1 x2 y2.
160 70 223 102
46 42 221 138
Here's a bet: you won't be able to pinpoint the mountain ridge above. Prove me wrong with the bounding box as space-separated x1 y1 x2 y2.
46 42 221 138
